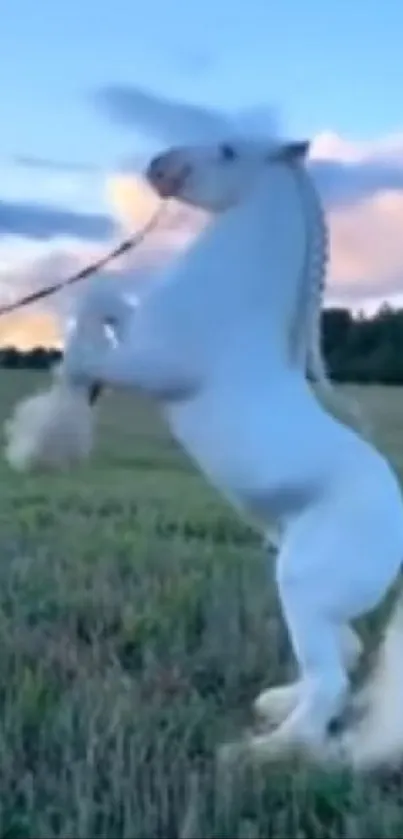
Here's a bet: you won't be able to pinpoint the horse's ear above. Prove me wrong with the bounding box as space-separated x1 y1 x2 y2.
273 140 310 163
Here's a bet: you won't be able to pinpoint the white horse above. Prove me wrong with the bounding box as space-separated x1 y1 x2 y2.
5 135 403 770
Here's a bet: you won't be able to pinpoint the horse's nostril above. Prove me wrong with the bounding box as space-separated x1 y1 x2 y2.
148 155 166 182
149 165 166 185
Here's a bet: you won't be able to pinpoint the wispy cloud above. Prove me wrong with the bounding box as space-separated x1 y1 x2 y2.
92 83 281 148
12 155 100 175
309 127 403 221
311 157 403 209
92 84 230 144
0 199 112 241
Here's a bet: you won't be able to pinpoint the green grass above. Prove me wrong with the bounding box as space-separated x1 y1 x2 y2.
0 372 403 838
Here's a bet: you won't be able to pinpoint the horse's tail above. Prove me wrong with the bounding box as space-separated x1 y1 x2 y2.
4 283 134 473
335 574 403 770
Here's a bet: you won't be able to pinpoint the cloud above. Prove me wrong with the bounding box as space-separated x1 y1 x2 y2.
0 310 62 350
108 125 403 307
106 172 207 248
311 157 403 210
12 155 100 175
92 83 281 150
310 135 403 211
0 198 112 241
0 183 204 348
326 190 403 302
0 241 90 347
308 133 403 303
92 84 231 145
0 236 140 348
3 122 403 347
94 83 403 210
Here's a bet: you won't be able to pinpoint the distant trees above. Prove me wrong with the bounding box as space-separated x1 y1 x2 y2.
323 305 403 384
3 305 403 383
0 346 62 371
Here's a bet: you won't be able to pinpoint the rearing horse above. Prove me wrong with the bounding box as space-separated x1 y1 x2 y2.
6 136 403 770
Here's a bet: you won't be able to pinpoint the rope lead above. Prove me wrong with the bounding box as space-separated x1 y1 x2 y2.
0 204 165 319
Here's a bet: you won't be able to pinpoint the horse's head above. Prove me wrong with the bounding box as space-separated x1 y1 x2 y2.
146 138 310 212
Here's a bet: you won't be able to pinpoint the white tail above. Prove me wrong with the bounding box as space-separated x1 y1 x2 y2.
333 583 403 770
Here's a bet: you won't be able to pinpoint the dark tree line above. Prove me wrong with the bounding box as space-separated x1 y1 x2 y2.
2 305 403 384
322 305 403 384
0 346 62 371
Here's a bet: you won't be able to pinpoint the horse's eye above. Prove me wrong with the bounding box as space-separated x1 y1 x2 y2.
220 144 237 161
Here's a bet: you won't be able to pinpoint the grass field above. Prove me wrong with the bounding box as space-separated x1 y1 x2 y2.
1 372 403 838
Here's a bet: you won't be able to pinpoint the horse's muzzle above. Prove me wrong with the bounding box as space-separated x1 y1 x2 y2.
146 155 191 199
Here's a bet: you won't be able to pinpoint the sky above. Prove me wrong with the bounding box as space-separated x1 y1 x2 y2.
1 0 403 346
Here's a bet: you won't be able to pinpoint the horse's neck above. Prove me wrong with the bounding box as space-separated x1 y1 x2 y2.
205 167 308 332
149 166 309 360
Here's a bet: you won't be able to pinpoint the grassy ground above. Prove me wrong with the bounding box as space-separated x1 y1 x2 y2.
0 371 403 838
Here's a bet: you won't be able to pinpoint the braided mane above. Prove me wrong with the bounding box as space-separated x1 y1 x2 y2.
291 164 367 432
290 164 328 371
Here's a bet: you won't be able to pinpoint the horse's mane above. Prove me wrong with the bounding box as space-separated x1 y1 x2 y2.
291 163 367 433
289 162 328 372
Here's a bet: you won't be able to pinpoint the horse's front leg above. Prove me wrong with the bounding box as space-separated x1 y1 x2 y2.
5 329 199 472
63 329 200 403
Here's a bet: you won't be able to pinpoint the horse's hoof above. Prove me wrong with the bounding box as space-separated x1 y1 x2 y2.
254 683 300 723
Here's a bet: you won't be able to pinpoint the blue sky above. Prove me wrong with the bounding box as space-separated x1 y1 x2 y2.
2 1 403 179
2 0 403 344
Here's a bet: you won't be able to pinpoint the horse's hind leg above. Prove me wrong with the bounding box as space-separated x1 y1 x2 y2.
248 511 365 760
254 624 362 724
247 483 403 762
250 592 350 759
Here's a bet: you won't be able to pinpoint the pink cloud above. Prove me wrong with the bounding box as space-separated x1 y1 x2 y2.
328 190 403 301
308 134 403 304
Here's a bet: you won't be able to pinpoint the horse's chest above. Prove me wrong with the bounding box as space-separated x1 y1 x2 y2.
162 382 332 520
